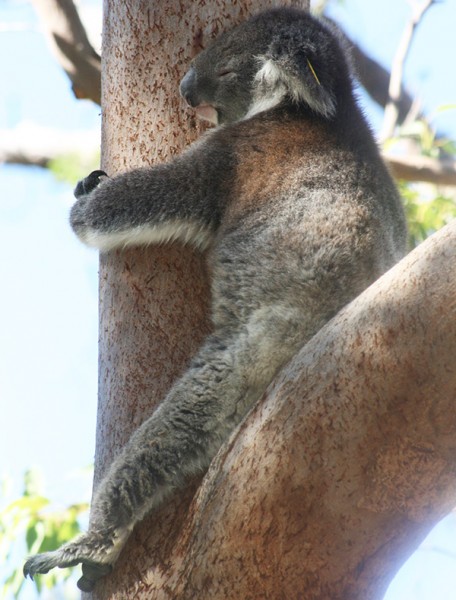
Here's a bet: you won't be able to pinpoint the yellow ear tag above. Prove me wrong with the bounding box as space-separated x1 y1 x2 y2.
307 58 321 86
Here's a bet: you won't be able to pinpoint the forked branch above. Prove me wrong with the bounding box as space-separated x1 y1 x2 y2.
381 0 436 140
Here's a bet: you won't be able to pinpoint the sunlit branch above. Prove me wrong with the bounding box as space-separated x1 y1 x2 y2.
381 0 436 141
31 0 101 104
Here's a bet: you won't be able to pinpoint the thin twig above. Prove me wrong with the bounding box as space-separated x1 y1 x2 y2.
381 0 436 141
328 18 418 124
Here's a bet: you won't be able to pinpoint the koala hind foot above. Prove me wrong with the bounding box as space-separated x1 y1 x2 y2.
23 529 123 592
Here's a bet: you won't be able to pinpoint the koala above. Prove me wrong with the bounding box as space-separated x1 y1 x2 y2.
24 7 407 592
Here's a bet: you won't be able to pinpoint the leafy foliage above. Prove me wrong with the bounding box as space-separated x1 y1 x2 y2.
402 183 456 248
390 115 456 248
0 470 88 600
49 151 100 185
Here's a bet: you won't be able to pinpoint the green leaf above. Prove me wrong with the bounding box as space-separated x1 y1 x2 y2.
401 181 456 248
48 151 101 185
435 104 456 114
0 469 91 599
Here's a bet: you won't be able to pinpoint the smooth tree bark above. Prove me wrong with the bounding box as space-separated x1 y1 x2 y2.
90 1 308 599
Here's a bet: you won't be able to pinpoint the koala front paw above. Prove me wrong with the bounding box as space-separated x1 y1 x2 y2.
74 170 109 200
70 171 112 247
23 531 116 592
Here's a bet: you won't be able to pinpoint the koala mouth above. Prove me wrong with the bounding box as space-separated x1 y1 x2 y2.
195 104 219 125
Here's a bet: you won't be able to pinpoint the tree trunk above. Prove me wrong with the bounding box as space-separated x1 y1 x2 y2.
95 216 456 599
90 1 308 599
167 219 456 599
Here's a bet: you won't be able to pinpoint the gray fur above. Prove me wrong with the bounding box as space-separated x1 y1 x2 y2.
24 8 407 592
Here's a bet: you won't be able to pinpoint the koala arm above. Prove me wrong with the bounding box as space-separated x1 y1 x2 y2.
70 137 232 252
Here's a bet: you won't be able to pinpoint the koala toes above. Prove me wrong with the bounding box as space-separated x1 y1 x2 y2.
24 532 115 592
74 170 109 200
70 171 111 242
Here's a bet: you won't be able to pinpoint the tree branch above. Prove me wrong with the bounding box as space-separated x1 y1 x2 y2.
386 153 456 186
156 218 456 599
349 39 417 124
3 126 455 187
381 0 436 140
0 125 98 167
31 0 101 104
327 18 418 125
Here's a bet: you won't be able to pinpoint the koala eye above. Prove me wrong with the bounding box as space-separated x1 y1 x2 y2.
217 68 235 79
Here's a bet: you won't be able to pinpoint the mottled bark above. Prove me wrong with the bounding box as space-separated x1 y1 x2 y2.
90 1 308 599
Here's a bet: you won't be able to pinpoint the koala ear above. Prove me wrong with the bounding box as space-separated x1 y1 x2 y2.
260 31 337 119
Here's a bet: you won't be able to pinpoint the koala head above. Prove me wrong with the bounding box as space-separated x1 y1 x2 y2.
180 8 351 126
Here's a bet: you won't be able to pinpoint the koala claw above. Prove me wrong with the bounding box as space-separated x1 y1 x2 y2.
23 533 115 592
70 171 111 240
74 170 109 199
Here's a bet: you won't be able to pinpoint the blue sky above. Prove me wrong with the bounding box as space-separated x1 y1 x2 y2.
326 0 456 138
0 1 100 498
0 0 455 598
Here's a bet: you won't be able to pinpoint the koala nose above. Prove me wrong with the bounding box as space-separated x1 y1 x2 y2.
180 67 198 107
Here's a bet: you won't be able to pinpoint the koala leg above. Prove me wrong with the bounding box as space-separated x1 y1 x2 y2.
23 529 124 592
24 303 308 590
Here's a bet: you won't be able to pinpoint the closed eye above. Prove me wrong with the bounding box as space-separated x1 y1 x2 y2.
217 69 235 78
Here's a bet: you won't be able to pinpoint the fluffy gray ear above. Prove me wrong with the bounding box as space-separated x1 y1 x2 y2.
257 31 337 119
